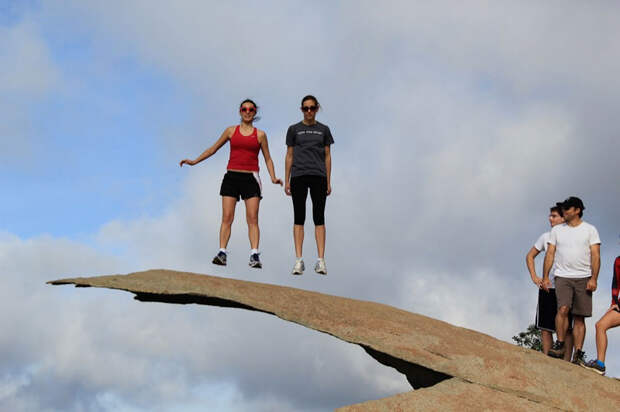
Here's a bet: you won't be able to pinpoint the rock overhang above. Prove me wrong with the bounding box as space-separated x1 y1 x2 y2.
49 269 620 411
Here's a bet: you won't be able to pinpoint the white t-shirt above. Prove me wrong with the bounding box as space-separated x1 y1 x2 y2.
548 221 601 279
534 231 556 287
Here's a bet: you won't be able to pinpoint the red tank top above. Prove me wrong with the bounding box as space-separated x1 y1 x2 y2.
226 126 260 172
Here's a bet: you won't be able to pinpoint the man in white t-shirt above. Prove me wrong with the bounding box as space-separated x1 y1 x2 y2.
526 203 572 358
543 197 601 365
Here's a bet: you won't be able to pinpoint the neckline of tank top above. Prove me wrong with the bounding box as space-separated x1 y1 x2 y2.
236 125 256 137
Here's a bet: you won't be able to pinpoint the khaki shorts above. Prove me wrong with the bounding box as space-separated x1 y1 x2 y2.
555 276 592 317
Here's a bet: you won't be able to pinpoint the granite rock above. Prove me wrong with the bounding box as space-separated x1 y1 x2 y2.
49 269 620 411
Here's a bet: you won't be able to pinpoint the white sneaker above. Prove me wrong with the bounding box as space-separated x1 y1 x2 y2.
291 259 305 275
314 259 327 275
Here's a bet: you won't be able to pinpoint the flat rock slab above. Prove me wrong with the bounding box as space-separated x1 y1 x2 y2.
49 269 620 411
337 378 552 412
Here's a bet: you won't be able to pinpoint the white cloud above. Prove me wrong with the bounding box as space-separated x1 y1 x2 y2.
0 231 413 411
0 21 59 96
3 1 620 410
356 1 620 95
0 19 60 162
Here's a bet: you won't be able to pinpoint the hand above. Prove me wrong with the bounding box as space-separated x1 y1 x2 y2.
542 278 552 292
531 276 543 288
586 278 597 292
272 177 283 186
326 183 332 196
285 183 291 196
179 159 195 167
606 304 619 314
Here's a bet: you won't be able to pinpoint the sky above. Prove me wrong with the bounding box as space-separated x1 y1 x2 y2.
2 1 620 410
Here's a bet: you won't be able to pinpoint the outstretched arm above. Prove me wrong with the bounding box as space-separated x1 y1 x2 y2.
526 247 542 288
179 127 232 167
258 131 282 185
542 243 556 292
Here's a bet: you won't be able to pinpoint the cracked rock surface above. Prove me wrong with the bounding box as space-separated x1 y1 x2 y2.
49 269 620 411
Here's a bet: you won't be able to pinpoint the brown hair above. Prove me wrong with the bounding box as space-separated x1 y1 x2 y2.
301 95 320 108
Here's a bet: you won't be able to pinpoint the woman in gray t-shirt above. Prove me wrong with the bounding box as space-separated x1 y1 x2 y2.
284 95 334 276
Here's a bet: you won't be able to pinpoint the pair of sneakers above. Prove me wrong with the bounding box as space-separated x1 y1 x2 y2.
212 251 262 269
549 341 599 372
549 341 587 363
292 258 327 275
573 349 607 375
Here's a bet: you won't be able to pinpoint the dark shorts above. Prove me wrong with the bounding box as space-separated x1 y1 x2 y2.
536 288 573 332
220 171 262 201
290 175 327 225
555 276 592 317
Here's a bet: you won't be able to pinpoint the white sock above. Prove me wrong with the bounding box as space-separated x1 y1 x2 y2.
219 248 227 254
250 249 259 256
296 257 303 262
318 257 324 262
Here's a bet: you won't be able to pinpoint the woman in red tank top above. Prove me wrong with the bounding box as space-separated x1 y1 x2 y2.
179 99 282 268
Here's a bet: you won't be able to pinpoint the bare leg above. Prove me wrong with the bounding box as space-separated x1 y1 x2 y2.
294 225 304 258
541 330 553 355
572 315 586 350
244 197 260 250
595 309 620 362
563 331 574 362
555 306 570 342
315 225 325 259
219 196 237 249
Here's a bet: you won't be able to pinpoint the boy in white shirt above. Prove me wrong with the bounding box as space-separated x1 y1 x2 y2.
526 203 572 359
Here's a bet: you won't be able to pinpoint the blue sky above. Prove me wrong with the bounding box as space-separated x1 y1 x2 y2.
2 2 620 411
3 17 188 237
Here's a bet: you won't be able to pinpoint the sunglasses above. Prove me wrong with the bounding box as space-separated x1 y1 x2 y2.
240 107 256 113
301 105 318 112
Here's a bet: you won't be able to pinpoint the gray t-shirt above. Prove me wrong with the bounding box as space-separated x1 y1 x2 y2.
286 121 334 177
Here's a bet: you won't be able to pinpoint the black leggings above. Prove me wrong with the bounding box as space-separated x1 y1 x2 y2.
291 175 327 225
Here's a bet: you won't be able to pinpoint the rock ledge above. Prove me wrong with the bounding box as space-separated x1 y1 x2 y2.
49 269 620 411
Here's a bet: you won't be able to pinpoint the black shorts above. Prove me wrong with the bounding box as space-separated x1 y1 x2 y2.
219 171 262 201
536 288 573 332
290 175 327 225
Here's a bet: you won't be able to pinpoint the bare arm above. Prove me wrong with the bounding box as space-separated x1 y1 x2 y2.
542 243 556 292
325 145 332 195
258 131 282 185
525 247 542 287
587 243 601 291
284 146 294 195
179 127 232 167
